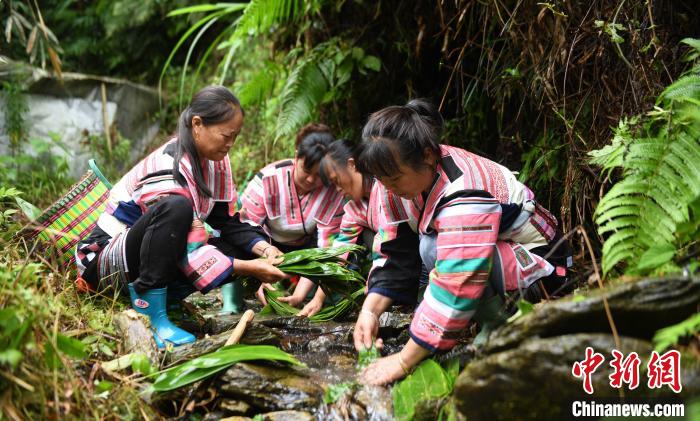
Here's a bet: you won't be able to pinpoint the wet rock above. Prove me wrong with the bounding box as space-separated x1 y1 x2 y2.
165 323 281 365
219 399 251 415
261 410 314 421
485 277 700 354
355 385 393 420
453 333 699 421
112 309 158 361
325 393 367 420
217 362 323 412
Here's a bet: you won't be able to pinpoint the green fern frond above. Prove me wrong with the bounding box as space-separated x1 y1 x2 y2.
274 58 329 141
592 97 700 275
659 75 700 103
234 0 302 38
237 63 278 107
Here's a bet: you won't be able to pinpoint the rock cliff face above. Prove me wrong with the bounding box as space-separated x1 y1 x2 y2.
453 277 700 421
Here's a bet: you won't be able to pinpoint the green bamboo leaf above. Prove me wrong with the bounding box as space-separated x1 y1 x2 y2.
151 344 302 392
167 3 246 17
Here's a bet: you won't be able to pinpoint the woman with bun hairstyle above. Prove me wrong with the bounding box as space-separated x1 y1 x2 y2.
355 99 572 384
239 124 346 307
297 139 423 334
75 86 287 348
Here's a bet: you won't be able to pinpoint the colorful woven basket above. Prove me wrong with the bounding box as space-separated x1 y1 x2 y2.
27 160 112 271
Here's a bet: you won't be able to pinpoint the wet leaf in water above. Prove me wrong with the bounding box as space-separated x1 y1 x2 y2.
150 344 303 392
392 359 453 420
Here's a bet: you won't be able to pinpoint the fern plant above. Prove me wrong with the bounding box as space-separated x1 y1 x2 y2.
162 1 381 140
589 38 700 276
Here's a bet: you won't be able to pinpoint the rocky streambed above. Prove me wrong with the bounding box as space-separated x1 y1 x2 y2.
125 276 700 420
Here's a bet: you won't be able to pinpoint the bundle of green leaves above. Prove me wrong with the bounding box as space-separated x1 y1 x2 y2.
241 245 366 296
262 287 365 322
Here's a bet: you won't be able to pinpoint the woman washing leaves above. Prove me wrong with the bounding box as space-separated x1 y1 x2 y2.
239 124 346 310
75 86 287 348
298 139 425 343
354 99 572 385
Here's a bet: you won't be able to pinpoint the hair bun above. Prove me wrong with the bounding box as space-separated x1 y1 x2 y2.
296 123 332 147
405 99 444 131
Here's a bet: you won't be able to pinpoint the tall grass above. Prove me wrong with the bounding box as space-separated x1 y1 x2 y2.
0 196 153 419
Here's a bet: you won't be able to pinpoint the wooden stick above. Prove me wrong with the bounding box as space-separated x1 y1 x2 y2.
225 309 255 346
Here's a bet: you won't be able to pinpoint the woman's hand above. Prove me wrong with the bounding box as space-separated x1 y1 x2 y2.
297 296 323 317
352 292 393 351
252 241 285 265
262 245 284 265
297 286 326 317
359 339 431 385
255 282 275 306
278 293 304 307
353 309 382 351
359 353 407 385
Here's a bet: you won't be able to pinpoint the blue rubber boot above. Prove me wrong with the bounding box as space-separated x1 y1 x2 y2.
220 281 245 314
128 283 196 349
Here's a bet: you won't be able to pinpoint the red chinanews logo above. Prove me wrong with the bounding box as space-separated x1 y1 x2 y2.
133 299 149 309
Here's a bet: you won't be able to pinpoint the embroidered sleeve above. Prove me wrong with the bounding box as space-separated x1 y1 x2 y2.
332 202 366 248
239 173 268 227
315 192 345 248
409 193 502 352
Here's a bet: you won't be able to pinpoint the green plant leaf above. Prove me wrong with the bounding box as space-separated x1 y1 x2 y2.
392 359 454 420
357 344 380 369
635 243 676 272
151 344 302 392
14 196 40 220
57 334 87 360
0 349 23 368
131 353 155 376
323 381 355 404
653 313 700 352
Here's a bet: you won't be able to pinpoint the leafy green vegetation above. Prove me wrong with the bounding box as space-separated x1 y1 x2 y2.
149 344 302 392
263 287 365 322
356 344 380 370
653 313 700 353
392 359 457 420
589 38 700 276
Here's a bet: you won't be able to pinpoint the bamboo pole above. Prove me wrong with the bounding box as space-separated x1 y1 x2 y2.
225 309 255 346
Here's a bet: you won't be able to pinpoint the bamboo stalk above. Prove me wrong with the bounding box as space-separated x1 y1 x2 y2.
225 309 255 346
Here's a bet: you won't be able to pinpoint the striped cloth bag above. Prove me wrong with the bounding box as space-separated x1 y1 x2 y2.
26 160 112 272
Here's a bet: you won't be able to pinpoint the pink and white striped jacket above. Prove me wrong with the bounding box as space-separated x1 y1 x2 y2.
239 159 345 248
77 139 258 294
333 180 423 302
410 145 558 351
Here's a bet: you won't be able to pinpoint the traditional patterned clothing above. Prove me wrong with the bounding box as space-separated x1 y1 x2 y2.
333 179 423 303
239 159 345 248
76 139 264 294
409 145 567 351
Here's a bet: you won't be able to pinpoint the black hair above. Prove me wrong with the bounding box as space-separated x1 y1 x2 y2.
319 139 372 186
174 85 243 198
295 123 335 172
355 98 443 178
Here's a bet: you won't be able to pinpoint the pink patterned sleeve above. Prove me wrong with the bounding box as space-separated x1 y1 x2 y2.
409 195 502 351
239 174 268 227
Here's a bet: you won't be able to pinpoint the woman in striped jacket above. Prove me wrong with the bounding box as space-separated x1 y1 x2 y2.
355 99 572 385
76 86 287 348
239 124 346 305
297 139 423 335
